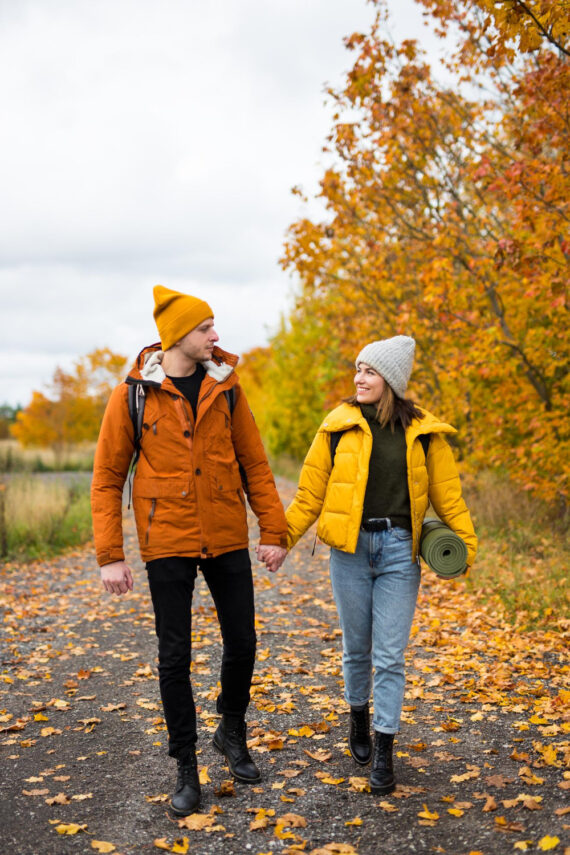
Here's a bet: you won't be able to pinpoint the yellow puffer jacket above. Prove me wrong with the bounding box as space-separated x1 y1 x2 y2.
286 403 477 568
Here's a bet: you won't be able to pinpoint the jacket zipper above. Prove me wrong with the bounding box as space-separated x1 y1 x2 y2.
145 499 156 545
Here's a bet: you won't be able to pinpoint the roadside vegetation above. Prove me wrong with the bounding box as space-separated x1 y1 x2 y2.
0 474 92 562
0 439 95 474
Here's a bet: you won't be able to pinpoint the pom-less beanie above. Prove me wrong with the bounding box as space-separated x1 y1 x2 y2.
355 335 416 398
153 285 214 351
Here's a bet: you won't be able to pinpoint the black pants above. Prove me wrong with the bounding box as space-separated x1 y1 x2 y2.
146 549 256 758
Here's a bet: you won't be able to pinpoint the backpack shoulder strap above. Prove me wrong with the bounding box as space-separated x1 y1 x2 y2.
126 384 146 508
224 386 237 416
329 430 344 466
419 433 431 459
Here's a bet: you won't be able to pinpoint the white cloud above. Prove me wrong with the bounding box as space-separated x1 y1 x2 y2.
0 0 445 406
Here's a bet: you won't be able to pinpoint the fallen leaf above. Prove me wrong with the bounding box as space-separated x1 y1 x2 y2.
485 774 514 788
55 823 88 835
417 804 439 821
303 749 332 762
537 836 560 851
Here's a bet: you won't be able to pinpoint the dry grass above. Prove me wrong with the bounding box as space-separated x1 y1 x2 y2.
0 475 92 561
0 439 95 473
458 470 568 629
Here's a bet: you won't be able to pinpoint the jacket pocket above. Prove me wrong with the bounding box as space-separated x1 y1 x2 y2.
133 476 190 499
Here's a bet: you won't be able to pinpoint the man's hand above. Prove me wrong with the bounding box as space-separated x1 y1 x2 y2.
100 560 134 595
256 545 287 573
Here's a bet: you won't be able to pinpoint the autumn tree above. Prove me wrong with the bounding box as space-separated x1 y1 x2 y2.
12 349 128 464
0 404 20 440
252 0 568 506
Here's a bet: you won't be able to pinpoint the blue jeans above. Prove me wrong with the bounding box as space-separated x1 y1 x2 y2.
330 526 421 734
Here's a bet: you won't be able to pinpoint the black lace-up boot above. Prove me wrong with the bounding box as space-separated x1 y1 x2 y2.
170 751 201 816
349 704 372 765
369 731 395 795
212 715 261 783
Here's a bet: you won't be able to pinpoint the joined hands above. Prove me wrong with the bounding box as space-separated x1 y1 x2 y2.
256 544 288 573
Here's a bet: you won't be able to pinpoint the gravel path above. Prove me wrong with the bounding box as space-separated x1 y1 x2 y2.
1 477 568 855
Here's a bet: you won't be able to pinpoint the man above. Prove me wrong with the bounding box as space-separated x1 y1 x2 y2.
91 285 287 816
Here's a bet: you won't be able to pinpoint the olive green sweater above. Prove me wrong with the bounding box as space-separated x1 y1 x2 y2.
360 404 411 530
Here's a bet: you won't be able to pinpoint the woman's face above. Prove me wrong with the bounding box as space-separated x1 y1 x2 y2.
354 362 385 404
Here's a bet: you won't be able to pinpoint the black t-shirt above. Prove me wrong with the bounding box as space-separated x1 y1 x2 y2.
168 363 206 418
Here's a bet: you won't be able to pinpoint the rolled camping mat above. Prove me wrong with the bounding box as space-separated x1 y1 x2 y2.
420 518 468 578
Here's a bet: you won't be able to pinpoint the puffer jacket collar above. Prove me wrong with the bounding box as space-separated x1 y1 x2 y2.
125 343 236 390
321 401 457 441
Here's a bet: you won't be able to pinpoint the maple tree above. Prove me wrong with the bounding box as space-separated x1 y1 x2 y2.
11 349 128 462
243 0 570 506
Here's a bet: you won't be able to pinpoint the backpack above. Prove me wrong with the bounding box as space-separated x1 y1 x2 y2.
329 428 431 465
125 383 237 505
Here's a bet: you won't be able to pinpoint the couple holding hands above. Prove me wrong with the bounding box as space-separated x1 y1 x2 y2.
91 286 476 816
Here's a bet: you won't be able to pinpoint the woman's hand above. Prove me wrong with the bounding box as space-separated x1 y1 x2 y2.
256 545 288 573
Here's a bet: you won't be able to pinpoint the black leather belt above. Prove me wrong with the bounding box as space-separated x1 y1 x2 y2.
361 517 392 532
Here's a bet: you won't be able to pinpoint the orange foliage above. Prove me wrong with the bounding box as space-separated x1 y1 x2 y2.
12 348 128 455
249 0 569 505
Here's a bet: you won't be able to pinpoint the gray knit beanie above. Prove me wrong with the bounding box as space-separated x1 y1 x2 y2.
355 335 416 398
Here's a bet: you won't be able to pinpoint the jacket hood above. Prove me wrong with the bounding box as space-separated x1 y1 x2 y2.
127 343 238 386
321 402 456 438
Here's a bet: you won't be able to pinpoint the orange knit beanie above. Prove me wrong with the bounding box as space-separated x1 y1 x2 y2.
153 285 213 351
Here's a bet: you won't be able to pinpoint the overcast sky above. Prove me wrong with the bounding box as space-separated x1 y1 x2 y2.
0 0 443 407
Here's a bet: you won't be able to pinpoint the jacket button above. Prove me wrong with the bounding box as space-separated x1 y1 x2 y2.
195 468 201 475
184 430 190 437
181 490 187 497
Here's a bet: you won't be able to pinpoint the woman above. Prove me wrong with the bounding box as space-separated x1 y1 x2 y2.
280 335 477 794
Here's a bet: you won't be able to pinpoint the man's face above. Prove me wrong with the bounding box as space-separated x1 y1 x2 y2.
175 318 219 362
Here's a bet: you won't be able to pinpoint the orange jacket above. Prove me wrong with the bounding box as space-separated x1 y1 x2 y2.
91 344 287 566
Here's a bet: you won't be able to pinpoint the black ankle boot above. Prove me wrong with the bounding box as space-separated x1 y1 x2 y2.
212 715 261 783
170 751 201 816
369 731 395 795
349 704 372 765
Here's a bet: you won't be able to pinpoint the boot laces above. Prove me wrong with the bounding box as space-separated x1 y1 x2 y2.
177 755 197 786
373 734 393 765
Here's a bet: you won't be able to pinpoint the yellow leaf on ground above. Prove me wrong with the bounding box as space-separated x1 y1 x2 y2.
55 823 88 835
345 817 362 826
377 800 399 812
315 773 344 785
46 793 70 805
538 836 560 851
348 776 370 793
418 804 439 821
91 842 116 853
278 813 307 828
